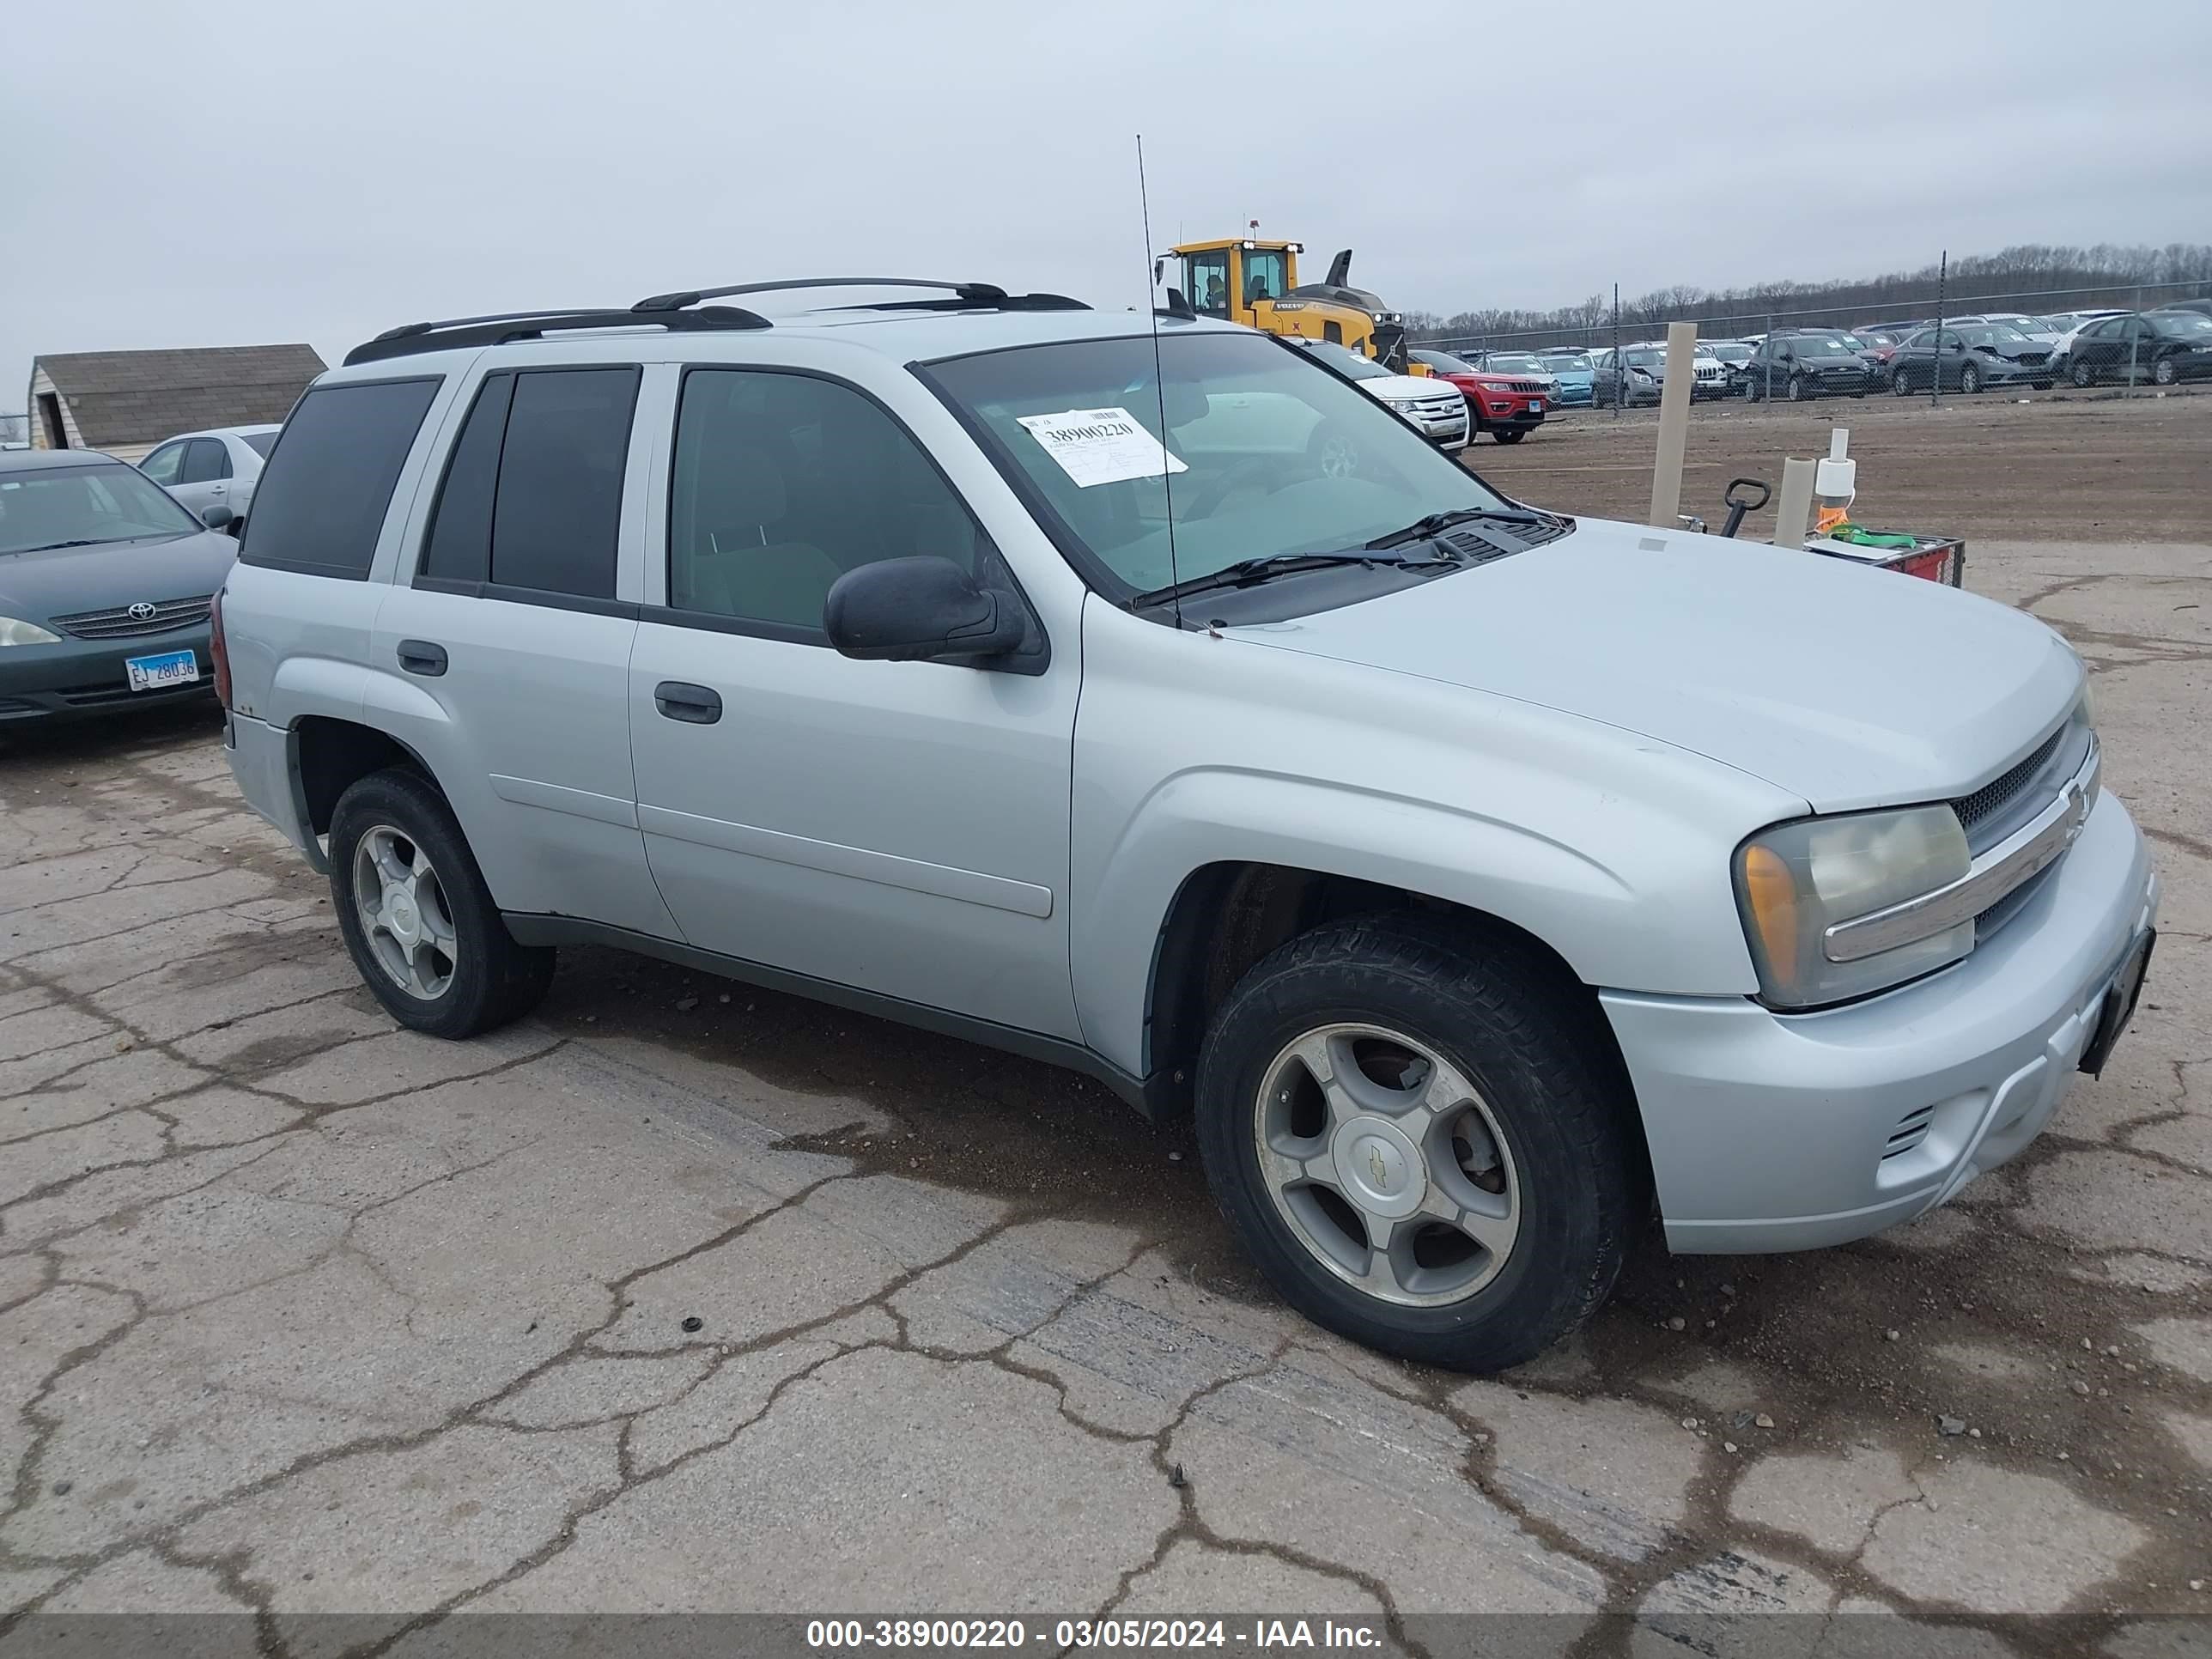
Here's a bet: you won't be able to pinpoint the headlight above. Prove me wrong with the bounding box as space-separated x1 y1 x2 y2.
1735 805 1972 1008
0 617 63 647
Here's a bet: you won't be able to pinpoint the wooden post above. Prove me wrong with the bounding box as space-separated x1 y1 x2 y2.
1647 321 1697 528
1771 456 1818 549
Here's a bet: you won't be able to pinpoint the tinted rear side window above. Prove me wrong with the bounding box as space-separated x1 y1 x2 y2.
418 373 514 586
240 379 440 577
488 368 639 599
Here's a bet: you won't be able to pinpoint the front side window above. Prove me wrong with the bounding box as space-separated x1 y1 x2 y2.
667 368 996 633
139 442 185 485
0 462 200 555
239 378 441 576
927 331 1514 601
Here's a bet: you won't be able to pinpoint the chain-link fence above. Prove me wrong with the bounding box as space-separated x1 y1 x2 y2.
1416 275 2212 415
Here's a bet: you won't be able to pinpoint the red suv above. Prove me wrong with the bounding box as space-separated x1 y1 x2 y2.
1408 349 1547 444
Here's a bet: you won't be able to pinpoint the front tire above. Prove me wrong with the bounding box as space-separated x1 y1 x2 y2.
1194 915 1638 1372
1786 374 1808 402
1960 363 1982 395
1892 368 1913 396
329 768 556 1038
2071 360 2096 389
1492 428 1527 445
2154 357 2178 386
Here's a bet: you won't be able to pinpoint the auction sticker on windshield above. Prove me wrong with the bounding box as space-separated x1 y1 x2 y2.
1014 407 1188 489
125 648 200 692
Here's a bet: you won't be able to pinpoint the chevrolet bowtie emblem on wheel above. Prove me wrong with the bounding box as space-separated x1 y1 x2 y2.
1368 1145 1391 1191
128 601 157 621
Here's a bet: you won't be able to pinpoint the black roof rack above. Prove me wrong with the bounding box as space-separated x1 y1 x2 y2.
342 305 772 368
631 277 1090 315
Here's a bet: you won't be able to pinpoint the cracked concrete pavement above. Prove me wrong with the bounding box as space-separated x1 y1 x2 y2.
0 538 2208 1652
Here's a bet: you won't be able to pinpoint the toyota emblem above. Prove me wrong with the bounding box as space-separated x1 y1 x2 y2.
127 601 157 622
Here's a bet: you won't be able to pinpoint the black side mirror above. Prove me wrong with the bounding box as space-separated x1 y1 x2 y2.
824 557 1025 665
200 504 235 530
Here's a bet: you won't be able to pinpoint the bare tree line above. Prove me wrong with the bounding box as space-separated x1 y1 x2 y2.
1408 243 2212 348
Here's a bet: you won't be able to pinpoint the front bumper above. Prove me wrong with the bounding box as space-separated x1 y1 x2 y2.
0 628 215 722
1601 788 2156 1254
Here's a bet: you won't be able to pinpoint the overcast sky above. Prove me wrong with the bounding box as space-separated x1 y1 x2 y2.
8 0 2209 404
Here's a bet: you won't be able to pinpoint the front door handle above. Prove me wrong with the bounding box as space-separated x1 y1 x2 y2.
653 681 721 724
398 640 447 677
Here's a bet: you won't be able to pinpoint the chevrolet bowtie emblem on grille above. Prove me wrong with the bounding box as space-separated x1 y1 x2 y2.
127 602 157 621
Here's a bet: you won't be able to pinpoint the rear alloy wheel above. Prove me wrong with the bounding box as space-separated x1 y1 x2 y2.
1195 915 1637 1371
1960 363 1982 395
2072 359 2096 389
330 768 556 1038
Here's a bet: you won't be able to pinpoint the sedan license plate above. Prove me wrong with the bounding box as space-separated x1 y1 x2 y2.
125 649 200 693
2079 929 2154 1078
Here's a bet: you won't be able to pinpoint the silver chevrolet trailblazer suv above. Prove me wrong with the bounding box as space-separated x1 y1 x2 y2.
217 278 2157 1370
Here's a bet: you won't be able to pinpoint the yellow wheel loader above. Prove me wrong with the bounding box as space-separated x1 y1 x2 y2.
1159 239 1416 373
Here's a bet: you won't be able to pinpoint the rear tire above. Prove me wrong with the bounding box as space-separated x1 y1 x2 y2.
329 768 556 1039
1194 914 1638 1372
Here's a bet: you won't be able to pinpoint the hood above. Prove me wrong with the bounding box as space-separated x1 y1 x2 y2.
1364 374 1457 402
0 531 239 625
1233 517 2081 812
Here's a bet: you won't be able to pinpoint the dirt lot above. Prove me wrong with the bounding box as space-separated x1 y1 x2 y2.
2 514 2209 1643
1474 386 2212 544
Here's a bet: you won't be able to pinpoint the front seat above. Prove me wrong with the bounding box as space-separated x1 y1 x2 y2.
677 441 844 630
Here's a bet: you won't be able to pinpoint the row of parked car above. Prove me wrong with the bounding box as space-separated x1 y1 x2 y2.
1423 297 2212 406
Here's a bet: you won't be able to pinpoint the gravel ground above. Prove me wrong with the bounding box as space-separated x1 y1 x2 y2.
0 532 2207 1651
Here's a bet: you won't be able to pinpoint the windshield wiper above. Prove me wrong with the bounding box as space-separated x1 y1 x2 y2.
1365 506 1547 550
1130 550 1453 609
17 538 112 552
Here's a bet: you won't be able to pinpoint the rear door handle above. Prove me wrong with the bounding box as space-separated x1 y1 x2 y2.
398 640 447 677
653 681 721 724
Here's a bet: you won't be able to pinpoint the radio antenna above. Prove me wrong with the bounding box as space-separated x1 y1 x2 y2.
1135 134 1183 629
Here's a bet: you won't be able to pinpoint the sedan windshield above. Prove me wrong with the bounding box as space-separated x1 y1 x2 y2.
1543 354 1594 371
927 331 1514 599
2153 313 2212 337
1791 337 1859 358
0 463 199 556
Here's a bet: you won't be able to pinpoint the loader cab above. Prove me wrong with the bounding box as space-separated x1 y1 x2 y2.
1164 238 1413 373
1173 239 1300 322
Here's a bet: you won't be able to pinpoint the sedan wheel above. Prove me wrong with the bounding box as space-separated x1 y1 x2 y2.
2154 357 2178 386
2072 360 2095 389
1786 374 1808 402
1960 364 1982 395
1893 367 1913 396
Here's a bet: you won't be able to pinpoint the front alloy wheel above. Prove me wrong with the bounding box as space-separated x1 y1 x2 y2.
1254 1024 1519 1306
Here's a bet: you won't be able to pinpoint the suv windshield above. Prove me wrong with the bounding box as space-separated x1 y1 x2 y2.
1485 354 1545 373
0 462 200 555
1414 350 1477 374
927 331 1514 599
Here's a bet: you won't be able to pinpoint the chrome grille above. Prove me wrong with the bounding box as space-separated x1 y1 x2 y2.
51 595 213 641
1954 726 2064 836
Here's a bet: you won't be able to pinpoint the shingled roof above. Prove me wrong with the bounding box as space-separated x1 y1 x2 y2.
31 344 326 448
